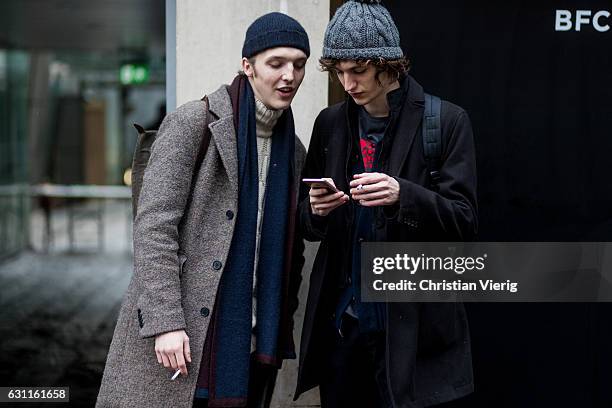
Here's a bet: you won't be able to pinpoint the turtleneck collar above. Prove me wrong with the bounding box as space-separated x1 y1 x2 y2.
255 99 283 138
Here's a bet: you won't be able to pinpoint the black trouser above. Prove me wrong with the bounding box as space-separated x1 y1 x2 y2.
192 356 278 408
319 314 393 408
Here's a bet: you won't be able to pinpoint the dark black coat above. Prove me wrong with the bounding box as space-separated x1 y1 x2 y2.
295 76 478 408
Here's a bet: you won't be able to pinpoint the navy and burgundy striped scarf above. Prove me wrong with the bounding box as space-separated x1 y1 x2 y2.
195 74 298 406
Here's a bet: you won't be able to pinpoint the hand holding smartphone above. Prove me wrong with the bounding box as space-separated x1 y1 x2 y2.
303 178 349 216
302 178 339 193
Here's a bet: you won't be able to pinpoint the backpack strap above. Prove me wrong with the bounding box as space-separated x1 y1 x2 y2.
422 93 442 191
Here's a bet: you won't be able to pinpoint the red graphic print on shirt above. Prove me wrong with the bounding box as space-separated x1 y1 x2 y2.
360 139 376 171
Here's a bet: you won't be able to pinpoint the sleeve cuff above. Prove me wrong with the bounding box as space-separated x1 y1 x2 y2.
395 177 421 229
310 212 328 231
137 309 187 339
299 198 329 239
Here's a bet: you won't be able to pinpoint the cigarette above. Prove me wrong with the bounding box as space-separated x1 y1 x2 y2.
171 369 181 380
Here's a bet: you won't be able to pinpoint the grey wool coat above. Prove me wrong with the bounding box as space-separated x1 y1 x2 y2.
96 85 307 408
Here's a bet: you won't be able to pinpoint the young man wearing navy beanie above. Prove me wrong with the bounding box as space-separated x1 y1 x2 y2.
97 12 310 408
296 1 478 407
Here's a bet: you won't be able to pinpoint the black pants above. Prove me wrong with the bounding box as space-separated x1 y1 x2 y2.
319 314 393 408
192 356 278 408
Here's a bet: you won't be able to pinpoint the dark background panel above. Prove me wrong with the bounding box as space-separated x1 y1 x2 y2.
385 1 612 406
388 0 612 241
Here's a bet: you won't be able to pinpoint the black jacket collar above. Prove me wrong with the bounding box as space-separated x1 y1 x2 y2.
343 75 426 176
385 75 426 175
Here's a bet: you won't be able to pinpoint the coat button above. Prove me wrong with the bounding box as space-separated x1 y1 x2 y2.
212 260 222 270
226 210 234 220
200 307 210 317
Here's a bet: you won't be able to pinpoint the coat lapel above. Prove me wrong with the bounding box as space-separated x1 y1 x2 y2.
326 104 351 191
386 76 426 176
207 85 238 187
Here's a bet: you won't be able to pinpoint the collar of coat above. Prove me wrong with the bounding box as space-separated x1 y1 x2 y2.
340 74 427 178
200 85 238 188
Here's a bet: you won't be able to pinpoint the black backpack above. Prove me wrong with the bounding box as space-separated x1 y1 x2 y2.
422 93 443 191
130 96 212 218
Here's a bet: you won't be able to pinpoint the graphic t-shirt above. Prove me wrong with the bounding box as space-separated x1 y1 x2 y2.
358 107 389 171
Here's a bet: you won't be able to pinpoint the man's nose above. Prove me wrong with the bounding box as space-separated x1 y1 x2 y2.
343 75 356 92
282 66 295 83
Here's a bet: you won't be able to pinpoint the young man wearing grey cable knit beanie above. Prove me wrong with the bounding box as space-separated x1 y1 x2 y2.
296 1 478 407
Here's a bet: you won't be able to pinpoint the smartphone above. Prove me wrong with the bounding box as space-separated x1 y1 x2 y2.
302 178 339 193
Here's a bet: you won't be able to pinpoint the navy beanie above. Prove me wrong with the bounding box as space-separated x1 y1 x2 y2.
242 12 310 58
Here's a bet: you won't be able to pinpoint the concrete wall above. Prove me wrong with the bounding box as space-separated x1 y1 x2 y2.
172 0 329 406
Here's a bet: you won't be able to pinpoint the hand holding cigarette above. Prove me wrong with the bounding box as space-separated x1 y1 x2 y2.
154 330 191 378
349 172 400 207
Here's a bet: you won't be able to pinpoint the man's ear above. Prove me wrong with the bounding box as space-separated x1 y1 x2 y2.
242 57 254 78
379 70 395 87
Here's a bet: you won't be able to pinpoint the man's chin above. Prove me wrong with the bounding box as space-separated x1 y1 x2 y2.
349 94 369 106
268 99 292 111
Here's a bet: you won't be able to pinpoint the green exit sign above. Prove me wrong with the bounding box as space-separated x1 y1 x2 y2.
120 64 149 85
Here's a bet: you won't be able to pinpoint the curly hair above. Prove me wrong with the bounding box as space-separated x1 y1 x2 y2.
319 56 411 86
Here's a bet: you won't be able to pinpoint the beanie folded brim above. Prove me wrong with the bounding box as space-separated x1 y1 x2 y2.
322 46 404 60
243 30 310 58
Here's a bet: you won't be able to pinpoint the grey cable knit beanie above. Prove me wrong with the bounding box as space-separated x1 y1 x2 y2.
323 0 403 60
